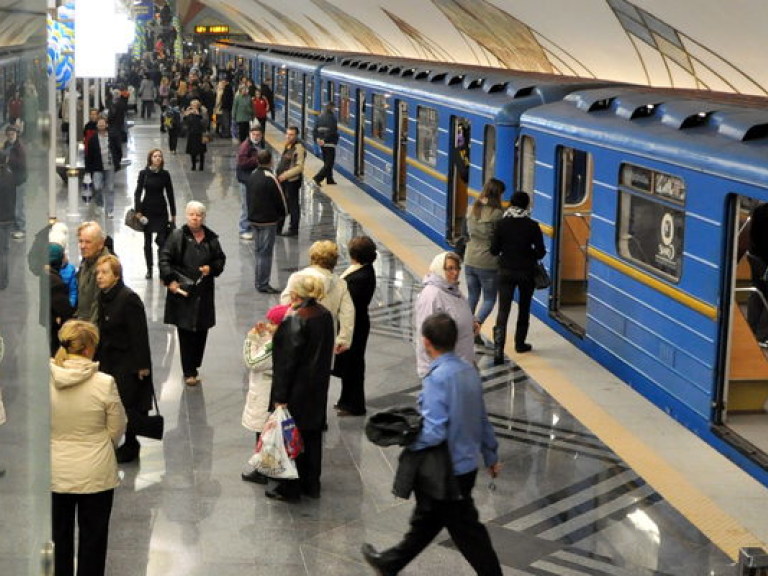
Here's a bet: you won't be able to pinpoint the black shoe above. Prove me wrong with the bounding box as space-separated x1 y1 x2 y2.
145 270 153 279
265 487 300 503
301 484 321 499
257 285 280 294
282 230 298 237
116 443 140 464
312 178 322 187
515 343 533 353
474 334 484 346
327 180 337 185
241 469 268 484
361 543 396 576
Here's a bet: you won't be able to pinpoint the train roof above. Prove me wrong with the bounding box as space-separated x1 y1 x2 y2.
323 59 614 125
522 87 768 186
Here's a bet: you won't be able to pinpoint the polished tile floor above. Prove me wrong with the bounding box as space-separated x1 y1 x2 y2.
0 117 740 574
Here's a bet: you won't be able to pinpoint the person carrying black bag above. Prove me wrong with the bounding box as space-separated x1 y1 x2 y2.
134 148 176 279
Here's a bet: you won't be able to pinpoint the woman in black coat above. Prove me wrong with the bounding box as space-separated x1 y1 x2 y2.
490 192 546 364
333 236 377 416
183 98 208 171
135 148 176 279
268 274 335 502
95 254 153 463
159 201 226 386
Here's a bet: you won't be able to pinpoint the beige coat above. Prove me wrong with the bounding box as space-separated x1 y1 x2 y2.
50 357 126 494
241 332 273 433
280 266 354 349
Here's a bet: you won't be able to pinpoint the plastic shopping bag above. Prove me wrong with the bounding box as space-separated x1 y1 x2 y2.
279 407 303 460
248 408 298 479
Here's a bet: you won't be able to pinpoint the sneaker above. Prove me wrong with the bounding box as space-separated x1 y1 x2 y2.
240 232 253 240
11 231 25 240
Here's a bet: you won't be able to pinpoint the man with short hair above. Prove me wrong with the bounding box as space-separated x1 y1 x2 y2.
246 149 287 294
1 124 26 240
362 312 503 576
236 124 266 240
84 117 122 219
276 126 305 237
75 221 111 323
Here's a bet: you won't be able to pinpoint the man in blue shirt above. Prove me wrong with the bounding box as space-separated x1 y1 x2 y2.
362 312 503 575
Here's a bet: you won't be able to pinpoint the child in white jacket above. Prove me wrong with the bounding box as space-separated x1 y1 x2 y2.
241 304 290 483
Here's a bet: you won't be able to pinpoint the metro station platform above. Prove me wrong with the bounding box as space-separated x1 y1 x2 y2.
5 116 768 574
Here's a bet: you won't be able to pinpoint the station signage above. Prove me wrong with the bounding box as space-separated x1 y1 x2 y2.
194 25 230 35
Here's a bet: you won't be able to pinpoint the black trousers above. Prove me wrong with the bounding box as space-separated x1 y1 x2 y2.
177 327 208 378
143 226 169 270
379 470 502 575
313 146 336 184
168 129 179 152
279 179 302 233
52 489 115 576
495 269 535 347
237 121 250 143
275 429 322 498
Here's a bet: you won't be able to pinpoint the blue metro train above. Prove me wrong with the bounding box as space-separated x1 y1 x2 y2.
213 41 768 487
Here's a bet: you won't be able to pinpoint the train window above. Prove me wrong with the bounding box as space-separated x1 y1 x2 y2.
483 125 497 182
260 63 273 88
560 148 592 206
516 135 535 195
275 68 286 98
326 81 335 107
617 164 685 282
371 93 387 141
620 164 686 204
305 75 315 109
417 106 438 166
288 71 300 105
339 84 351 126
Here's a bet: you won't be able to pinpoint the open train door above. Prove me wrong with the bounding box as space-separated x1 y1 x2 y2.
393 100 408 208
552 146 593 336
355 89 365 177
717 194 768 461
448 117 470 243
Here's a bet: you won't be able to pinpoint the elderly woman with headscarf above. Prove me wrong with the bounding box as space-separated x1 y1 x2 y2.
412 251 478 377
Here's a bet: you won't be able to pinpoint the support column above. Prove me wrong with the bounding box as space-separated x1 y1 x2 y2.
66 77 79 218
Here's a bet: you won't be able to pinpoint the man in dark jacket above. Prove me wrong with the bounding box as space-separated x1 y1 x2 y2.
84 117 123 219
362 313 502 576
236 124 266 240
312 102 339 186
2 124 27 239
246 149 287 294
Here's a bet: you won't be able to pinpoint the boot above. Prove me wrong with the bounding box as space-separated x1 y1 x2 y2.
199 155 205 171
493 326 506 366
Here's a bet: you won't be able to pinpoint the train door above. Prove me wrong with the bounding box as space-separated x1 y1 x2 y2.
393 100 408 207
355 89 365 177
448 118 470 242
552 146 593 335
303 73 315 142
718 194 768 457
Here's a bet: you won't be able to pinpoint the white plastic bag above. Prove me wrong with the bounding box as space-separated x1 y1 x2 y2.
248 408 298 479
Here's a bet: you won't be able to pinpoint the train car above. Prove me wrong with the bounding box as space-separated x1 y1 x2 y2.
518 86 768 485
320 57 612 246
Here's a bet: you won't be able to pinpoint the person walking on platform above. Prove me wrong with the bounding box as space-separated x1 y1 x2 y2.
490 191 546 363
362 312 502 576
182 99 208 171
236 123 266 241
276 126 306 237
231 84 252 143
250 88 270 135
50 319 127 576
84 117 122 219
95 254 153 464
246 149 287 294
160 201 226 386
134 148 176 279
311 102 339 186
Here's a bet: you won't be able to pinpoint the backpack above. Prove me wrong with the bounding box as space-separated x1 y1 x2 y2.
163 108 179 131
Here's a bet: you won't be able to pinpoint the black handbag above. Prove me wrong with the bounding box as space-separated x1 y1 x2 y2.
534 261 551 290
124 208 145 232
133 387 164 440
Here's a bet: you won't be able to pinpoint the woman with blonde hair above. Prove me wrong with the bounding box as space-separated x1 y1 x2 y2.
268 274 335 501
50 319 126 576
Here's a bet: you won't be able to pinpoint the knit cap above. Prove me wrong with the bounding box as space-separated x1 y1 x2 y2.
49 243 64 269
266 304 291 325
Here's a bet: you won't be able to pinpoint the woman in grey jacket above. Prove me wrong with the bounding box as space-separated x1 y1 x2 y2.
464 178 504 337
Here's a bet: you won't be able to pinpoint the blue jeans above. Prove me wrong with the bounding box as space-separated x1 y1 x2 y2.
13 184 25 232
92 169 115 214
465 265 498 325
239 183 250 234
253 224 277 289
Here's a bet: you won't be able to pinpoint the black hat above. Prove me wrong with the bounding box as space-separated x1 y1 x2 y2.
510 192 530 209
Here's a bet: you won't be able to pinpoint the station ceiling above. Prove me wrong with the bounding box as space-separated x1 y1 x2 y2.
179 0 768 97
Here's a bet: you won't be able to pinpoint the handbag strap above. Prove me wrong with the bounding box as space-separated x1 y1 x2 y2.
151 385 161 416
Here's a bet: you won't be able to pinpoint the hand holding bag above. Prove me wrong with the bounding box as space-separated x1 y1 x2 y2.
248 407 299 479
124 208 145 232
534 261 551 290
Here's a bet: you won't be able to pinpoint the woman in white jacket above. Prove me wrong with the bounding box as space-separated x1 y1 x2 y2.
50 319 126 576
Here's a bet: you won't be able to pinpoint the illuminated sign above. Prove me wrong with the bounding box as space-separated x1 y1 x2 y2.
194 25 230 35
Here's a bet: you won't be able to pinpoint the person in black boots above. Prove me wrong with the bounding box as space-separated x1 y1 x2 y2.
490 191 545 364
311 102 339 186
95 255 153 464
134 148 176 279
